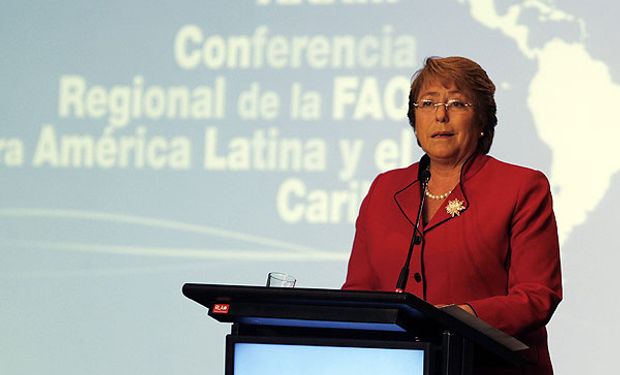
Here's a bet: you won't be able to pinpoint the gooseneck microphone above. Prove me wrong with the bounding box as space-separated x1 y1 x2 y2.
395 156 431 293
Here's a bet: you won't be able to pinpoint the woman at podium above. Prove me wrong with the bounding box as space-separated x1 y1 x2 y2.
343 56 562 375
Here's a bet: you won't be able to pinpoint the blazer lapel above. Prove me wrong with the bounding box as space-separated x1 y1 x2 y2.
393 178 423 228
423 153 488 232
424 184 469 232
393 153 487 232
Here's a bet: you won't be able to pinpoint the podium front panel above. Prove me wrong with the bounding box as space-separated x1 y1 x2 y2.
226 335 431 375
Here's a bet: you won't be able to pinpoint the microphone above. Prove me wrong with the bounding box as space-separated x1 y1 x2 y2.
395 155 430 293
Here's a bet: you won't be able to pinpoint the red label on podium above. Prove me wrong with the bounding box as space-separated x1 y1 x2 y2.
213 303 230 314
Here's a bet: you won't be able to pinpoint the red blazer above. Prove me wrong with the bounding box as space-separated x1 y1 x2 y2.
343 154 562 374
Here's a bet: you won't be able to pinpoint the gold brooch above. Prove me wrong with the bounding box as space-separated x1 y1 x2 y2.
446 199 466 217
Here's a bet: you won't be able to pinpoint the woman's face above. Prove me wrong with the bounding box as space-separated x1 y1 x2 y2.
414 80 481 165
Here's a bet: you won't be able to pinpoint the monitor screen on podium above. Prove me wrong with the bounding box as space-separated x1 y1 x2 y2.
227 336 428 375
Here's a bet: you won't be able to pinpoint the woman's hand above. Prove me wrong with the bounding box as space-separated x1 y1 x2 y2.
435 304 476 316
457 304 475 315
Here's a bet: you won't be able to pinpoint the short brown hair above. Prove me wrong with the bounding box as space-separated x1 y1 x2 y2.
407 56 497 154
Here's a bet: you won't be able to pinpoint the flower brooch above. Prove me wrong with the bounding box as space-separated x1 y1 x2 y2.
445 199 466 217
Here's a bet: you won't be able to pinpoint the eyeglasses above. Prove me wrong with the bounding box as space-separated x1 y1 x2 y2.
413 99 474 113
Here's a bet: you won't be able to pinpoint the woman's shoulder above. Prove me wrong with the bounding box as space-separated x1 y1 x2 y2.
359 163 420 202
373 163 420 186
483 155 551 188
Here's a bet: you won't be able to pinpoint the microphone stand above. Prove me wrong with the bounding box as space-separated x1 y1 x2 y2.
395 170 430 293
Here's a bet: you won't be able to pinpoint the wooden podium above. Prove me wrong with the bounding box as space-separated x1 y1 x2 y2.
183 283 527 375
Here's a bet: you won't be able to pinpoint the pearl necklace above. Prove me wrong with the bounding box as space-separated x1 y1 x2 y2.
425 188 452 200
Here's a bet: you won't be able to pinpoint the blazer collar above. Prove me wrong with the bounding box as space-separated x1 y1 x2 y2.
394 153 488 232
